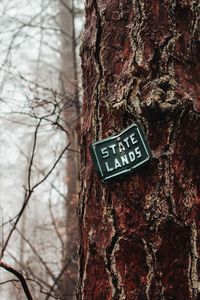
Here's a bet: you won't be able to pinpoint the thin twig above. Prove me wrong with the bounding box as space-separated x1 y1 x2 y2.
45 258 75 300
48 190 65 249
0 279 18 285
0 192 32 259
1 121 69 258
28 118 42 191
32 143 69 190
16 227 56 281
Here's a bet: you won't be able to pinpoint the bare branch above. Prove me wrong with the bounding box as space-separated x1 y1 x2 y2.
32 143 69 190
0 192 32 259
0 260 33 300
1 128 69 258
48 190 65 250
16 227 56 281
57 0 72 13
45 258 77 300
28 119 42 191
0 279 18 285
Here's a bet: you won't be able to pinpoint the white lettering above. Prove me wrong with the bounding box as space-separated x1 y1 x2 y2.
128 151 135 162
135 147 142 158
130 133 138 145
101 147 109 158
114 158 121 169
105 162 114 172
118 142 125 153
109 144 117 154
123 137 130 148
121 154 129 166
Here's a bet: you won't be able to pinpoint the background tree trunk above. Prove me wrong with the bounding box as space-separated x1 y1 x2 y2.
79 0 200 299
59 0 80 298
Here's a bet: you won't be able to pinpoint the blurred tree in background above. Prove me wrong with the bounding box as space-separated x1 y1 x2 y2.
0 0 84 299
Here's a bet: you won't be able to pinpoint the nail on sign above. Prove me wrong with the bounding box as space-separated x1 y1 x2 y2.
90 123 152 182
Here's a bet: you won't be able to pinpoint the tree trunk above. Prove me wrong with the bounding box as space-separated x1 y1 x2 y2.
59 0 80 298
79 1 200 299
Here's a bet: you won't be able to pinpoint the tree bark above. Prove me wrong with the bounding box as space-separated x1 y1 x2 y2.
79 1 200 299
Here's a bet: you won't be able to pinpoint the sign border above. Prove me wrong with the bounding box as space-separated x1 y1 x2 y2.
90 122 152 182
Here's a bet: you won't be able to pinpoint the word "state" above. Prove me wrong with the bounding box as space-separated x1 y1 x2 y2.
99 133 142 172
101 133 138 158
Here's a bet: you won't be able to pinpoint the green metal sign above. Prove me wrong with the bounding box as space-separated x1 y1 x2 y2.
90 123 152 182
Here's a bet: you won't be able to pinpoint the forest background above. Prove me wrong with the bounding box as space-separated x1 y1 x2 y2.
0 0 84 299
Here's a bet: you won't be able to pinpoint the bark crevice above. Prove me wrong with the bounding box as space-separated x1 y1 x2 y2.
105 204 122 300
189 221 200 299
93 0 103 140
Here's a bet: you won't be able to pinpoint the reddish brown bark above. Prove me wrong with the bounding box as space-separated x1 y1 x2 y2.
79 1 200 299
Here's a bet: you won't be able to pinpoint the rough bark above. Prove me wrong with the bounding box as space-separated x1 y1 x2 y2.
79 1 200 299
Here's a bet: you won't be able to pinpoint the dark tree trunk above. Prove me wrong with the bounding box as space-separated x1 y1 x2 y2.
79 1 200 299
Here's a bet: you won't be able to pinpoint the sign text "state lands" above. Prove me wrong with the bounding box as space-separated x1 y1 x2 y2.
90 123 152 182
